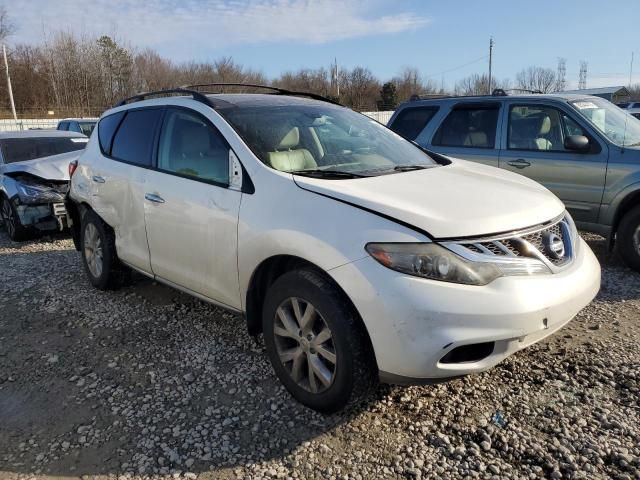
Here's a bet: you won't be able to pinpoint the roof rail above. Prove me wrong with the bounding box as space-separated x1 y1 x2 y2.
182 83 342 106
115 88 214 107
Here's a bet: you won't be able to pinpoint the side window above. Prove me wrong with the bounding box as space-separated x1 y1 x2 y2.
98 112 125 155
111 109 163 166
390 107 438 141
68 122 81 133
432 106 499 148
509 105 586 152
157 108 230 185
58 122 68 131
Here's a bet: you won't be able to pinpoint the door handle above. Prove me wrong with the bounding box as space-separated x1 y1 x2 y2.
92 175 106 183
507 159 531 169
145 193 165 204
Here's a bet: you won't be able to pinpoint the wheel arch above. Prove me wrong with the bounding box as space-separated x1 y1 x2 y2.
611 187 640 240
244 255 377 365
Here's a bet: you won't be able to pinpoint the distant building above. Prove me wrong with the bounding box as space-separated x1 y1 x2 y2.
561 86 631 104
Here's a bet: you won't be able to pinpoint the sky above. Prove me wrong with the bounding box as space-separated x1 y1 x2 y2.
6 0 640 90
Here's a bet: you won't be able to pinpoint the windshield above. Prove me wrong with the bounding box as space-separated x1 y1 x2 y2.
219 104 437 176
570 97 640 147
1 137 87 164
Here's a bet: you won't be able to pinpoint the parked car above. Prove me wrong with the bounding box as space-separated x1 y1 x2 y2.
0 131 88 240
616 102 640 120
57 118 98 136
66 87 600 412
389 93 640 271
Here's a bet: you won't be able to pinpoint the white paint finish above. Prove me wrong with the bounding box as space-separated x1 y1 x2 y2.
143 169 242 308
294 158 566 238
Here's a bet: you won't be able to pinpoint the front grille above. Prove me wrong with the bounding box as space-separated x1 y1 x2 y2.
452 214 575 271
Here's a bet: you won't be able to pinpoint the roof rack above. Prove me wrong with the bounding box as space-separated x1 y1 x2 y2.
115 88 214 107
182 83 342 106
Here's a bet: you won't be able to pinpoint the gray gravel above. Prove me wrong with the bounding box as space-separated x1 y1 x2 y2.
0 230 638 480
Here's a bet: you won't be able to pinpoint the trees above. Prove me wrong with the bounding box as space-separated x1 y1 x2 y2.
0 6 15 43
515 66 557 93
379 82 398 110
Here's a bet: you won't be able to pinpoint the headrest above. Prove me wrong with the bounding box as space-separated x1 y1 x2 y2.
277 127 300 149
538 115 551 135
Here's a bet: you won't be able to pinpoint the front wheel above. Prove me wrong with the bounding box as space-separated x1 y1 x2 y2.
1 196 29 241
262 269 377 412
617 206 640 272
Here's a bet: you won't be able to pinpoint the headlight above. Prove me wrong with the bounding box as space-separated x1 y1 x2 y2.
366 242 503 286
16 182 65 205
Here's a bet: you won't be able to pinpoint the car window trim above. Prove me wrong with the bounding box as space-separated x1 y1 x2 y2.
432 102 501 150
506 103 601 154
154 105 234 189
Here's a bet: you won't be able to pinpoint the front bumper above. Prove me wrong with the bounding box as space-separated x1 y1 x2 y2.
329 237 601 382
15 200 69 232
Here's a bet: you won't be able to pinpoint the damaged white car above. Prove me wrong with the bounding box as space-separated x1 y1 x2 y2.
0 131 88 240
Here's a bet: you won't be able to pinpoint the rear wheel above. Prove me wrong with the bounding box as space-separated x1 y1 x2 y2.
81 210 128 289
617 205 640 272
1 196 29 241
262 268 377 412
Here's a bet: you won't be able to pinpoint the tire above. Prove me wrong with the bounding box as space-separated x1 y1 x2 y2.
617 205 640 272
80 209 128 289
262 268 377 412
1 196 29 241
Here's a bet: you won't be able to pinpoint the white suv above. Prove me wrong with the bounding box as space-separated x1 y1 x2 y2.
67 86 601 412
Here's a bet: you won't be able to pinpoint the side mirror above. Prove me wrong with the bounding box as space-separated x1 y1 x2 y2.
564 135 590 153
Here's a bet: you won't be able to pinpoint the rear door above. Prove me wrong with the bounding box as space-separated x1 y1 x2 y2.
427 102 502 167
89 108 164 272
388 106 439 142
499 101 608 223
142 106 242 308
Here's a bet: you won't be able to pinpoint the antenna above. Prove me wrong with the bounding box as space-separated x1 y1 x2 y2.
557 57 567 91
578 61 588 90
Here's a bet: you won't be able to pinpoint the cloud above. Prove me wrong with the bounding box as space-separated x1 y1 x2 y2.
9 0 429 57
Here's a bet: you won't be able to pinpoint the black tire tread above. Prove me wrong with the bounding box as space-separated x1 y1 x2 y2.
617 205 640 272
1 195 29 242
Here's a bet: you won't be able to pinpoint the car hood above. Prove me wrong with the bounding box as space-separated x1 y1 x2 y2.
0 150 81 181
293 158 565 239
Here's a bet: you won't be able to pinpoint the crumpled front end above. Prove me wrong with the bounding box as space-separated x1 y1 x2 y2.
3 173 70 232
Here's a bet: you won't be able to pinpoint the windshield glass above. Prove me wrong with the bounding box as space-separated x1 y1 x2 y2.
78 122 96 136
1 137 87 163
570 97 640 147
219 104 437 175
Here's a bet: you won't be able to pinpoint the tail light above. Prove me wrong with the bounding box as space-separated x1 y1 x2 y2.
68 160 78 178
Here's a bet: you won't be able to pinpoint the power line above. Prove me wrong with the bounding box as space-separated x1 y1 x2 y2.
424 54 489 79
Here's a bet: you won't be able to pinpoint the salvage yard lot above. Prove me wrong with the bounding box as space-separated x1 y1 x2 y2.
0 231 638 480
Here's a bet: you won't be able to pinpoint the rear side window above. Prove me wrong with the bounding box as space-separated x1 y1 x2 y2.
432 105 499 148
390 107 438 140
633 103 640 109
98 112 125 155
111 109 163 166
58 122 68 130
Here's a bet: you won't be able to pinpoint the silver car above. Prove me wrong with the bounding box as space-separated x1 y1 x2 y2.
0 130 87 240
389 93 640 271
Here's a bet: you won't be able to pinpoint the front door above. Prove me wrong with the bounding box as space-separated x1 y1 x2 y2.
499 102 608 224
143 107 242 309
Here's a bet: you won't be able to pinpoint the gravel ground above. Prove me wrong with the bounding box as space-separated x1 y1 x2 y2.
0 230 638 480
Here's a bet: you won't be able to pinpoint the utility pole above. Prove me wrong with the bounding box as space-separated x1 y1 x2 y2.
2 44 17 124
579 61 588 90
332 57 340 98
630 52 635 86
488 37 494 95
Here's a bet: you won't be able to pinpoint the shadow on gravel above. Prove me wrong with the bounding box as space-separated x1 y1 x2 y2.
0 232 381 477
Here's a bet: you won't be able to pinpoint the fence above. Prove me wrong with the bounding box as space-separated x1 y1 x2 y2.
361 111 394 125
0 118 60 132
0 111 396 132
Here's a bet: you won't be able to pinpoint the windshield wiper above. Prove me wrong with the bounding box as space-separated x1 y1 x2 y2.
393 164 430 172
289 169 365 179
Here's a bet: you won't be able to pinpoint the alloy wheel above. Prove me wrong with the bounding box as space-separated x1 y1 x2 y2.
634 225 640 255
273 297 337 394
83 223 103 278
2 199 15 238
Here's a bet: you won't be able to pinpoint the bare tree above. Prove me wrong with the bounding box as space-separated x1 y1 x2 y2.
516 66 557 93
0 6 15 43
393 67 438 102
